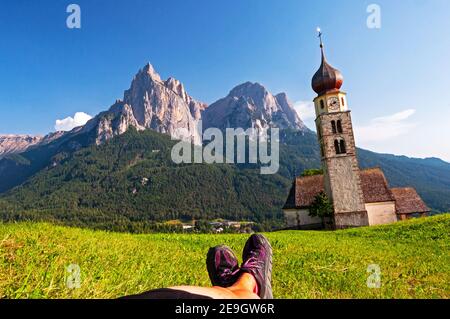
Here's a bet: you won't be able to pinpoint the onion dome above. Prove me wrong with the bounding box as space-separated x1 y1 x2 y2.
311 37 344 95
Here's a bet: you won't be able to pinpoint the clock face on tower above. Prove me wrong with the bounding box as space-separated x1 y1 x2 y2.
327 97 340 112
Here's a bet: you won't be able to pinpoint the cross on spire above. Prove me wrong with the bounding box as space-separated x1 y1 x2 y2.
317 27 323 48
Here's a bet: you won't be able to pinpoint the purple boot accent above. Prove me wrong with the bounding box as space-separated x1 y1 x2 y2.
206 245 240 288
240 234 273 299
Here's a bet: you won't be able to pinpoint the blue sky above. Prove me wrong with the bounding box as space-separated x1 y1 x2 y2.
0 0 449 161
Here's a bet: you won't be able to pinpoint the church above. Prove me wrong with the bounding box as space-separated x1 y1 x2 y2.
283 35 430 230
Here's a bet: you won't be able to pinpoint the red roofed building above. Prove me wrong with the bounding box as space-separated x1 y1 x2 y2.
283 33 430 230
283 168 430 229
391 188 430 221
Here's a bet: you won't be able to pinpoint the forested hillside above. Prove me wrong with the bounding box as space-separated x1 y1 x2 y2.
0 129 449 231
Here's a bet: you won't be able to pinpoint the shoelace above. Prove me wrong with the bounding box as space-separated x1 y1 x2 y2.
241 256 264 271
220 267 241 279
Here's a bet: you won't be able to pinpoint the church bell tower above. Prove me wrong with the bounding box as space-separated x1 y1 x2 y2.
312 31 369 229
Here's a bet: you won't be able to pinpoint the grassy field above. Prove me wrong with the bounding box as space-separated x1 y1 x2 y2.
0 214 449 299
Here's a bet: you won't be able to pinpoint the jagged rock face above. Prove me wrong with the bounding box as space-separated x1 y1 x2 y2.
83 101 144 145
275 93 306 130
0 132 64 158
0 135 43 157
85 63 203 145
202 82 307 132
1 65 308 155
123 64 202 144
163 77 208 121
189 99 208 121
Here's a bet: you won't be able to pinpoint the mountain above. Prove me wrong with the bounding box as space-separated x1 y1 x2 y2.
0 63 449 231
81 63 205 146
202 82 307 132
0 64 309 194
357 150 450 212
0 132 63 158
0 135 42 157
0 64 208 192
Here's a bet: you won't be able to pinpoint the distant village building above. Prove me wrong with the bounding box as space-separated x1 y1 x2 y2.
283 34 430 230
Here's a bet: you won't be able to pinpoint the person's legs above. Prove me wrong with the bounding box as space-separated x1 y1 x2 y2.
122 273 258 299
121 234 273 300
165 234 273 299
171 272 259 299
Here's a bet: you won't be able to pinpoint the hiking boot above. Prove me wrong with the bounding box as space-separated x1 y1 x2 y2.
240 234 273 299
206 245 240 288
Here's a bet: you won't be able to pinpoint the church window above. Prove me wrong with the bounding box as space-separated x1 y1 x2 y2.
339 139 347 154
334 139 347 155
341 97 345 107
334 140 340 154
331 121 337 134
337 120 343 133
320 100 324 109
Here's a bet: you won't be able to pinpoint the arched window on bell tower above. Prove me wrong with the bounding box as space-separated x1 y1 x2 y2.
337 120 343 133
334 139 347 155
334 140 340 154
331 121 337 134
340 139 346 153
320 100 325 110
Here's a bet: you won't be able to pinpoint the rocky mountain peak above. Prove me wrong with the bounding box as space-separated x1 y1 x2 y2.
140 62 162 82
0 132 64 158
229 81 267 98
229 82 271 102
85 63 204 145
202 82 307 132
0 134 43 158
274 93 307 131
165 77 188 101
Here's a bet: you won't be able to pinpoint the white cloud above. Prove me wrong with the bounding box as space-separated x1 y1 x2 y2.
294 100 315 120
372 109 416 124
355 109 416 143
55 112 92 131
294 100 316 130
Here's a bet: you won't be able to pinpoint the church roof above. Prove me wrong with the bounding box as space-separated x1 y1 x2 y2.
391 187 430 215
359 168 395 203
311 40 344 95
284 174 325 209
283 168 395 209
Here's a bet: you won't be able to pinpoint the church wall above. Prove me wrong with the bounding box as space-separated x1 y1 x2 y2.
365 201 397 225
318 111 369 228
333 211 370 229
284 209 298 228
326 156 366 214
283 209 323 229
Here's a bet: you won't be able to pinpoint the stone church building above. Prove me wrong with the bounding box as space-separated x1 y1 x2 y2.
283 36 430 230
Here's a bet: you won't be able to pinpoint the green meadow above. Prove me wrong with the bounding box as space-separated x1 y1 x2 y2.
0 214 449 299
